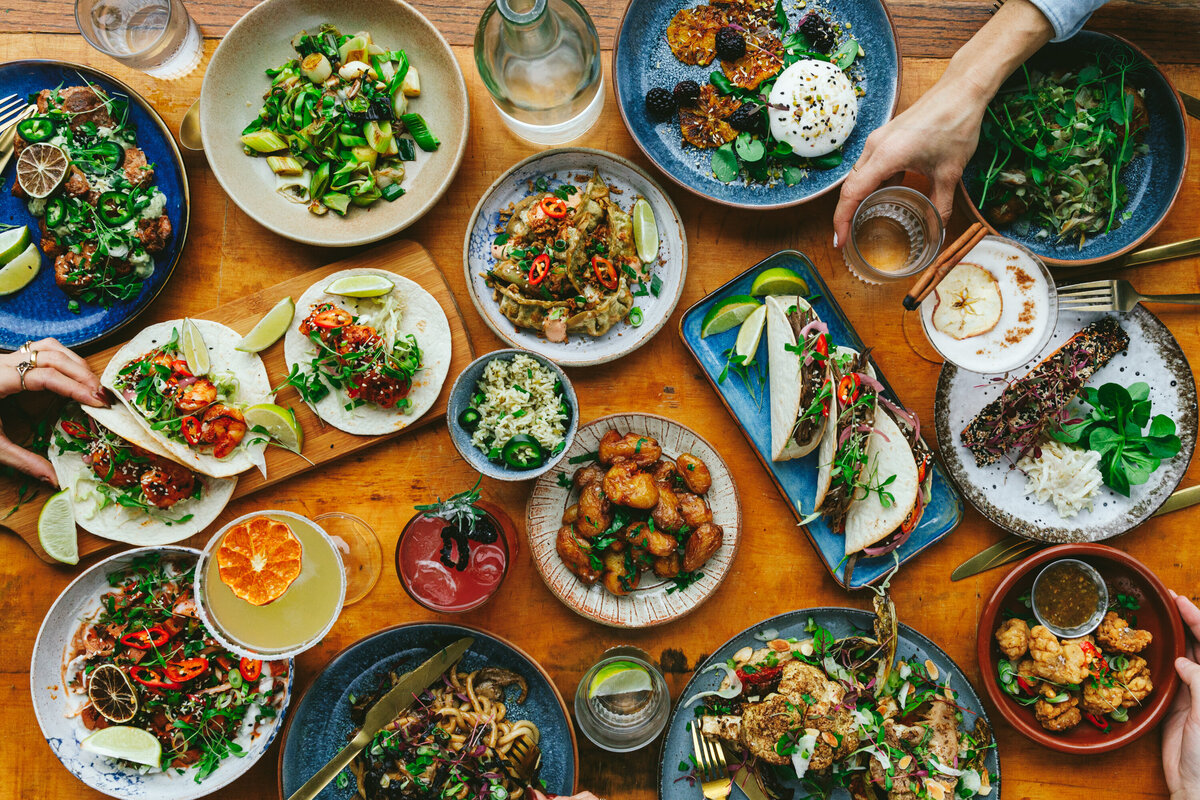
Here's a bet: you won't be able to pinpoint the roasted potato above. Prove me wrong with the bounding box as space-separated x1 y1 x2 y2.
653 552 682 579
556 526 600 585
683 522 723 571
576 483 613 538
601 550 639 596
603 460 659 509
623 521 677 557
562 503 580 525
676 452 712 494
650 459 678 482
598 430 662 466
678 492 713 527
651 482 685 533
573 463 606 489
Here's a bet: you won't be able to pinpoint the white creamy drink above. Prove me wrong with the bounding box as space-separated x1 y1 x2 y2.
920 236 1055 374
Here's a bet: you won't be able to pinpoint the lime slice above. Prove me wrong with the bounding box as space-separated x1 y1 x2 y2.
750 266 810 297
632 197 659 264
325 274 394 298
16 143 69 198
733 303 767 366
237 296 295 353
700 295 760 338
588 660 653 698
181 318 209 376
0 225 32 266
80 726 162 767
38 489 78 565
244 403 303 453
0 241 42 295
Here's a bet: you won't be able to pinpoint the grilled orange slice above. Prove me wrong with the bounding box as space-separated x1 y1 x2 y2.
216 516 303 606
721 31 784 90
666 5 727 66
711 0 775 29
679 85 741 149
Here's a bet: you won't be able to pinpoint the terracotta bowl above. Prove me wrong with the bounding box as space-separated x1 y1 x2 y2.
976 543 1185 754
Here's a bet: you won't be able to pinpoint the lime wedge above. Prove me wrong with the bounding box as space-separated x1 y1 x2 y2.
0 241 41 296
244 403 303 453
700 295 760 338
589 660 653 698
0 225 32 266
325 274 394 298
734 303 767 366
180 318 209 376
80 726 162 767
750 266 809 297
632 197 659 264
237 296 295 353
38 489 78 565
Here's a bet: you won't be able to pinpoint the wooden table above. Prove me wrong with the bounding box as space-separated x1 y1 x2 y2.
2 2 1199 798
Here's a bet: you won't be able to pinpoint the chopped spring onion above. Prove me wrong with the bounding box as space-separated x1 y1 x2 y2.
400 113 439 151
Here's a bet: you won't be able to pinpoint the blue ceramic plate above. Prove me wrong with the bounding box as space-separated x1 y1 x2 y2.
961 31 1188 267
657 608 1001 799
277 623 578 799
679 251 964 588
613 0 900 209
0 60 188 350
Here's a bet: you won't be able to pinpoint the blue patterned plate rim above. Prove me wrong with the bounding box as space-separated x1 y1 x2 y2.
0 59 189 351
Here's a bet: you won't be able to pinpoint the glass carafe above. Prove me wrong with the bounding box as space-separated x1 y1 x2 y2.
474 0 603 145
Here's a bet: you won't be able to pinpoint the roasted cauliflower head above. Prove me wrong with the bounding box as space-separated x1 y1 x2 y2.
995 618 1031 661
1097 611 1153 654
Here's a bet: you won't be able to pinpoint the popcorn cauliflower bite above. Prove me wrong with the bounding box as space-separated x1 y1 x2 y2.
995 618 1030 661
1029 626 1091 685
1115 655 1154 707
1035 694 1081 731
1081 679 1125 716
1097 611 1153 654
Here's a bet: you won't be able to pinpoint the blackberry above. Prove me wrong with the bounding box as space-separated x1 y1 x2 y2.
727 103 765 136
714 26 746 61
673 80 701 108
797 13 836 54
645 87 677 121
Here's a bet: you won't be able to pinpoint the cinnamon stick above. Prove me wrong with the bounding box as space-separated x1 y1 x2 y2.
902 222 987 310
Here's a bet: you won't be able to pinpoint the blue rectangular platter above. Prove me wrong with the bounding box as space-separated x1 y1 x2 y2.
679 251 964 588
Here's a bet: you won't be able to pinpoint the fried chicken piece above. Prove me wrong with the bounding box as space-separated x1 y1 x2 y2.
666 4 726 66
995 618 1030 661
1080 679 1125 716
1029 626 1090 685
1115 655 1153 707
1015 658 1042 693
1035 694 1082 731
63 164 90 197
1097 611 1153 654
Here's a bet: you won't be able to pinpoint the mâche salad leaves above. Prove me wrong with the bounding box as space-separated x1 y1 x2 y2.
1052 381 1181 496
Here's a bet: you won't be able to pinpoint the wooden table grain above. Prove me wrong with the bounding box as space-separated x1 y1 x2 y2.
1 1 1199 798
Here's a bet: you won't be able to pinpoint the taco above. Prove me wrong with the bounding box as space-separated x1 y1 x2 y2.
283 268 452 435
813 346 879 533
766 295 832 461
90 319 272 479
49 404 236 545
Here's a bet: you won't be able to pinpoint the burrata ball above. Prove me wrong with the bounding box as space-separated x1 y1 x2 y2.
768 59 858 157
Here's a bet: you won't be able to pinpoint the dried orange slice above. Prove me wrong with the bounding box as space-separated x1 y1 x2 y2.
679 85 740 149
216 516 303 606
721 31 784 90
711 0 775 29
666 5 726 66
88 664 138 723
16 143 69 199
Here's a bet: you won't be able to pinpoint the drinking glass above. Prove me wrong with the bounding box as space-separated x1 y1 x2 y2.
314 512 382 606
75 0 202 79
574 646 671 752
844 186 945 284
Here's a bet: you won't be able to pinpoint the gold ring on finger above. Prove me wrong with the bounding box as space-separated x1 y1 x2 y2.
19 340 34 354
16 360 33 391
27 349 38 368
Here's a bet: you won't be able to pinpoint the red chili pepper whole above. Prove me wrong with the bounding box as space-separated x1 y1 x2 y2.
736 665 784 687
120 625 170 650
538 196 568 219
180 415 202 445
239 657 263 683
1084 711 1111 732
528 253 551 286
592 256 618 291
164 657 210 683
130 666 182 691
837 374 861 405
60 421 92 440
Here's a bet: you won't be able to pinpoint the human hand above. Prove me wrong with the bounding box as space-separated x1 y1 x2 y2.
1164 590 1200 800
0 338 107 484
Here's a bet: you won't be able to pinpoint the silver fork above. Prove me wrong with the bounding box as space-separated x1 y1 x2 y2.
0 94 37 173
1057 279 1200 313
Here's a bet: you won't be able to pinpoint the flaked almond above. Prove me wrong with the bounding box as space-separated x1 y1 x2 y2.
821 731 839 747
925 659 940 681
926 779 946 800
733 646 753 664
799 641 815 657
981 769 991 792
898 754 913 770
769 638 791 652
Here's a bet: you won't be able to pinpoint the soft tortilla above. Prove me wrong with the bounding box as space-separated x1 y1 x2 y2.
813 346 872 510
844 408 919 556
90 319 272 478
284 268 452 435
49 404 236 546
766 295 826 461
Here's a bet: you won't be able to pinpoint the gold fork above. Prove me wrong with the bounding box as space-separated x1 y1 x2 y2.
507 733 542 787
0 94 36 174
690 723 731 800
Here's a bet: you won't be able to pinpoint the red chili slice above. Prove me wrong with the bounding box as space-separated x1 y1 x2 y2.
130 666 182 690
181 416 202 445
528 254 551 286
592 256 618 290
170 359 193 378
60 421 92 440
1084 711 1111 732
120 625 170 650
837 374 861 406
1016 676 1037 695
813 333 829 358
539 196 568 219
164 657 209 683
239 657 263 683
312 307 351 329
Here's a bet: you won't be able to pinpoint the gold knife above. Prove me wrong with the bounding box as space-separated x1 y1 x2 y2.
287 637 474 800
951 484 1200 581
1121 237 1200 268
733 763 773 800
1180 90 1200 121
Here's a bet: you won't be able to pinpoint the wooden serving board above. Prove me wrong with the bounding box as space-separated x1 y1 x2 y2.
0 239 474 563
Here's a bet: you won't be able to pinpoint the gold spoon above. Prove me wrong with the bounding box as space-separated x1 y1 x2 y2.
178 101 202 151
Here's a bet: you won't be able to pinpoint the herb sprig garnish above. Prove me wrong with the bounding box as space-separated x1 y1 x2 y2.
414 476 486 538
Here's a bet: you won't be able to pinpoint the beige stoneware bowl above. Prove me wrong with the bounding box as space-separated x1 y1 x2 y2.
198 0 468 246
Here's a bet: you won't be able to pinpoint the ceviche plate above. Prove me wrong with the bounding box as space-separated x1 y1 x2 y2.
463 147 687 367
30 546 293 800
935 307 1197 543
0 60 188 350
277 622 577 798
658 607 1001 799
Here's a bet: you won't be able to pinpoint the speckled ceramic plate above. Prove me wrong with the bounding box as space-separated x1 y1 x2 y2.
961 31 1189 267
31 547 293 800
935 307 1197 542
277 622 577 798
613 0 901 209
0 60 188 350
526 412 740 628
199 0 468 247
463 148 687 367
657 607 1001 798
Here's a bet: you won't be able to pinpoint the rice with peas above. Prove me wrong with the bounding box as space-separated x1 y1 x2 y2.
470 355 568 458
